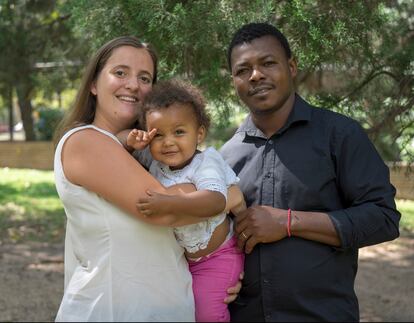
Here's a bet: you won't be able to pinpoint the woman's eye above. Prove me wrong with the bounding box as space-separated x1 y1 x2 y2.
139 75 153 84
114 70 126 77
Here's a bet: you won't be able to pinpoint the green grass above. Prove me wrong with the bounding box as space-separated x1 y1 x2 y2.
396 199 414 232
0 168 413 243
0 168 65 243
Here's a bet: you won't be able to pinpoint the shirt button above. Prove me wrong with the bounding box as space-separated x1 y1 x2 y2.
263 279 269 283
265 172 271 178
268 140 273 145
265 314 271 320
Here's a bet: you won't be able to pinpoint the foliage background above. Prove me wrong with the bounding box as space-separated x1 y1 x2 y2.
0 0 413 160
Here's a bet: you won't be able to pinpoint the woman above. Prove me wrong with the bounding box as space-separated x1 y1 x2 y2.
54 36 242 322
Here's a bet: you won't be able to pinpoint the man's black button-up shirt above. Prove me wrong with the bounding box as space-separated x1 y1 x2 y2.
220 95 400 322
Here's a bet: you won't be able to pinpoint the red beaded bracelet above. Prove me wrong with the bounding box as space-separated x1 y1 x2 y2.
287 208 292 237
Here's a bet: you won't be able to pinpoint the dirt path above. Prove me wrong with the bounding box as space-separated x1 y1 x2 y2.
356 232 414 322
0 233 413 322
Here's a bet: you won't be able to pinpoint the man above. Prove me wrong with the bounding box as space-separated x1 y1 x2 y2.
220 22 400 322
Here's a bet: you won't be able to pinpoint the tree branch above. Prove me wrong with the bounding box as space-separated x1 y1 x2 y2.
334 68 398 105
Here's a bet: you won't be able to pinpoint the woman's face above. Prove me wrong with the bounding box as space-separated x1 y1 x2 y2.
91 45 154 132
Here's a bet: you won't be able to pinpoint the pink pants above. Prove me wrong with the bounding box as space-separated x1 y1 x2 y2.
188 235 245 322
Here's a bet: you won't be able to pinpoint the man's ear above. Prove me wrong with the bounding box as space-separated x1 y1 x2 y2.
197 126 206 144
288 57 298 79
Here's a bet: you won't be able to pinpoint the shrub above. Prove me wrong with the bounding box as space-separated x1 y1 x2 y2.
35 107 64 141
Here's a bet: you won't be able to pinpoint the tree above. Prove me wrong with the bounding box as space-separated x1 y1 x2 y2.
0 84 14 141
0 0 83 141
65 0 413 160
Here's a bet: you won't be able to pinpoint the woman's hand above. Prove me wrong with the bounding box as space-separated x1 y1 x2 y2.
224 271 244 304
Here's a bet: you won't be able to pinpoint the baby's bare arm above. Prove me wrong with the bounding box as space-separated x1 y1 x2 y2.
226 185 247 216
116 129 134 152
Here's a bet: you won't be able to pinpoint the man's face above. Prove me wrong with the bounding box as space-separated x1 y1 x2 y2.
230 35 297 116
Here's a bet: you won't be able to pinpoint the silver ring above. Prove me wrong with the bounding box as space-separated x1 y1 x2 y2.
241 232 247 240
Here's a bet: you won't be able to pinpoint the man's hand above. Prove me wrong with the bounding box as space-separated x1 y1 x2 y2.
235 205 288 254
126 128 157 151
137 190 177 217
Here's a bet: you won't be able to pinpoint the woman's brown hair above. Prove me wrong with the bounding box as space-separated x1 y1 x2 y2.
54 36 158 144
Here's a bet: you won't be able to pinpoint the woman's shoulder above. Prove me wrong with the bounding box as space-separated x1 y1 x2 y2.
63 126 121 152
60 126 126 181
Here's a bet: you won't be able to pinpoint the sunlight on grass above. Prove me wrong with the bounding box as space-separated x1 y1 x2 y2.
396 199 414 231
0 168 65 243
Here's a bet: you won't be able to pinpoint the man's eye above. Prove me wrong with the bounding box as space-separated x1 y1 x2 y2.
264 61 276 67
235 68 249 76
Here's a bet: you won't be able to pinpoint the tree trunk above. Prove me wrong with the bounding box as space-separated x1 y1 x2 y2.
7 86 14 141
16 82 36 141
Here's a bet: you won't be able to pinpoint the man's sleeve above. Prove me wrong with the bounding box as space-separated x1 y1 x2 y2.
328 121 400 249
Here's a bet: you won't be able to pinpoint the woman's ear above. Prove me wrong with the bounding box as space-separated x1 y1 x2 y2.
91 82 97 96
197 126 206 144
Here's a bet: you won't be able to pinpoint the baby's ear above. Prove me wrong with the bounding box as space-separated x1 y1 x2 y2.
197 126 206 144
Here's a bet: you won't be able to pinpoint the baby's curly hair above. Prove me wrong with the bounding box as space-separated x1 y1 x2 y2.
141 79 211 132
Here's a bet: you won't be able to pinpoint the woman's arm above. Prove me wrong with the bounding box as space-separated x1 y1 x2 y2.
61 129 198 226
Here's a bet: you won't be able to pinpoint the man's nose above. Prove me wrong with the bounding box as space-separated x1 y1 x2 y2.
249 67 265 82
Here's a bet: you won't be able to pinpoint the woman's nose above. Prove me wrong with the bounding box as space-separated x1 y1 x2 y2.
125 77 140 91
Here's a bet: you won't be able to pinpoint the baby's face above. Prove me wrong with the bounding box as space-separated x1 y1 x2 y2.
146 103 205 170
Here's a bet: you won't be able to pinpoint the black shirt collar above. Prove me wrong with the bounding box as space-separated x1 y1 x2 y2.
236 94 311 139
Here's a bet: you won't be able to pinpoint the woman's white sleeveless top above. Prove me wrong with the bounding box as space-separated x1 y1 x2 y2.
54 125 194 322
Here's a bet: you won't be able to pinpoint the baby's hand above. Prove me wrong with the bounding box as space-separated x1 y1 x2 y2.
126 128 157 150
137 190 176 217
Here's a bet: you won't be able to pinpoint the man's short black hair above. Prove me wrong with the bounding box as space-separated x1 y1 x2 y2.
227 22 292 70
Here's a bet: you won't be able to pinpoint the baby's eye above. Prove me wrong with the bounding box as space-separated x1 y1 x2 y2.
175 129 185 135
